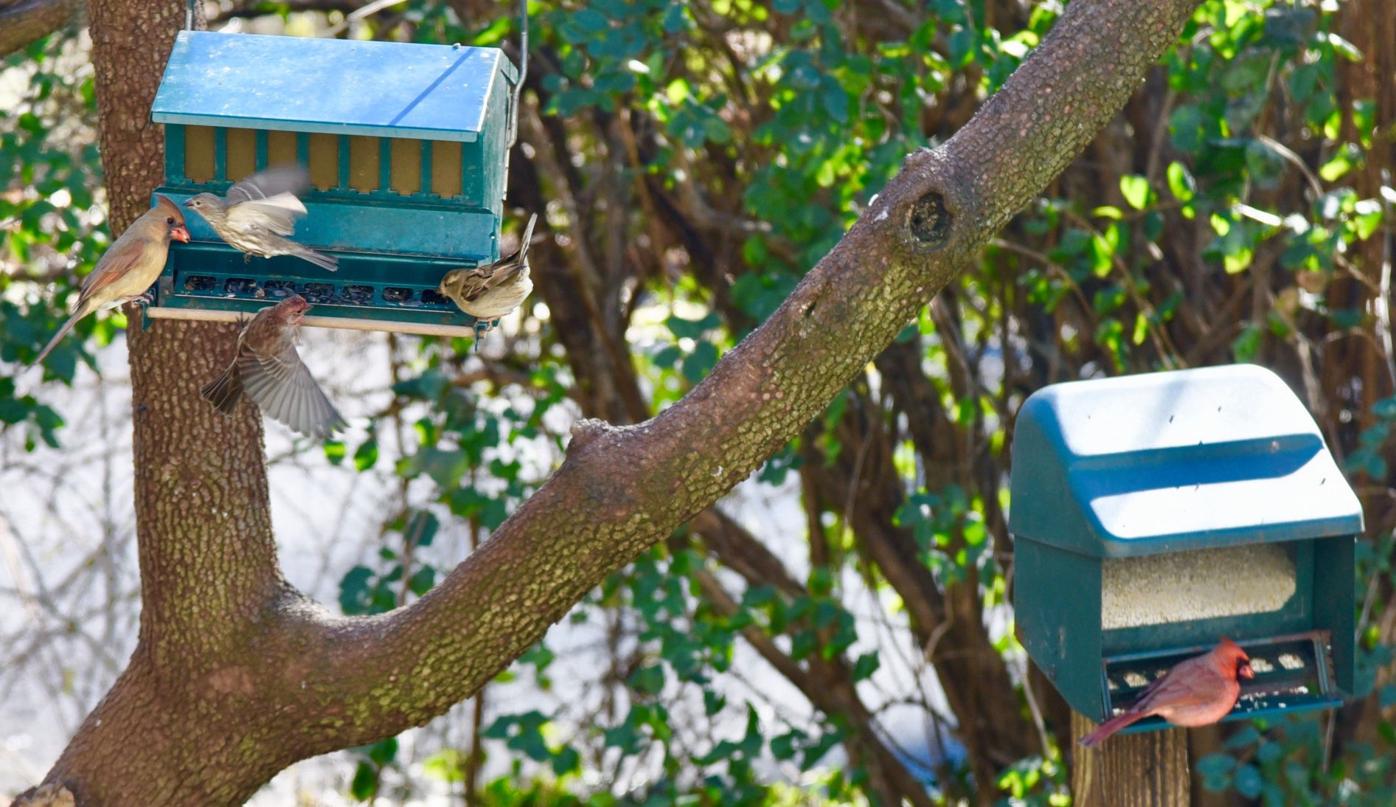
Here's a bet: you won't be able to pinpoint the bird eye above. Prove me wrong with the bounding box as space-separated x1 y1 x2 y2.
166 217 175 225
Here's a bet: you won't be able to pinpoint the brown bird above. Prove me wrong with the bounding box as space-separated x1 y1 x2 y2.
1079 638 1255 748
201 295 345 439
183 165 337 272
32 195 191 368
438 212 537 350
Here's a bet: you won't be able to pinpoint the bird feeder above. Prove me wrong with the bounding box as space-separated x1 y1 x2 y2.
145 30 520 336
1010 364 1363 734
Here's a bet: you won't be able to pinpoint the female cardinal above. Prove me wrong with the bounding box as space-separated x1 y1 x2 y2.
32 195 191 367
438 212 537 350
1079 638 1254 748
183 165 337 272
200 294 345 439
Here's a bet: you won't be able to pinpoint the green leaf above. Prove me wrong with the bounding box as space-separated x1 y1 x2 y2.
407 566 436 597
630 664 666 695
422 749 465 783
339 566 375 615
552 745 581 776
353 438 379 471
1234 763 1263 799
349 761 378 801
1119 174 1150 210
1197 753 1236 779
1165 161 1195 202
851 652 880 681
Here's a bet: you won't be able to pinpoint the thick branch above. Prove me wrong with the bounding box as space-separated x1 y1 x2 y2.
0 0 78 57
38 1 1203 803
308 0 1202 749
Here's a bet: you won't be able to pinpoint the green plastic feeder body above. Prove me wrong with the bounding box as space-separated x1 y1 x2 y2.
1009 364 1363 733
146 31 520 336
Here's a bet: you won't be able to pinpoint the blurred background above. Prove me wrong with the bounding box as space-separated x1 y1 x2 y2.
2 0 1395 804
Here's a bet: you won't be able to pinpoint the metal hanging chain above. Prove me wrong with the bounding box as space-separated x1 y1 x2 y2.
508 0 527 150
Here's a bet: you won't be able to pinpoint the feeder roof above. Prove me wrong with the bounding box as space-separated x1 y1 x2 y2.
1009 364 1363 557
152 31 517 142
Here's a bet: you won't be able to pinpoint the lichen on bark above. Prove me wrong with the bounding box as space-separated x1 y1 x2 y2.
26 0 1204 804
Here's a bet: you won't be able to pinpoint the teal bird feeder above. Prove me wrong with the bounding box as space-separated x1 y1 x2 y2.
146 30 520 336
1010 364 1363 734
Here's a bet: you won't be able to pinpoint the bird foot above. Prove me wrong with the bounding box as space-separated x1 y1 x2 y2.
133 292 154 306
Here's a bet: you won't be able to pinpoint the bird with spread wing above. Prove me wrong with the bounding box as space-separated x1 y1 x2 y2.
201 294 345 440
183 165 337 272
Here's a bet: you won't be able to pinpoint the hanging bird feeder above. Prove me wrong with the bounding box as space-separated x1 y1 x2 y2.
145 28 522 336
1010 364 1364 734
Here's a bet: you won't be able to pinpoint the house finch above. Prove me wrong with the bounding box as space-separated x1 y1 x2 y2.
200 294 345 439
31 195 191 368
1079 638 1255 748
438 212 537 350
182 165 338 272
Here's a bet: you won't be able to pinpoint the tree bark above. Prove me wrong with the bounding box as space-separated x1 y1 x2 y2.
0 0 79 57
1070 712 1189 807
29 0 1203 803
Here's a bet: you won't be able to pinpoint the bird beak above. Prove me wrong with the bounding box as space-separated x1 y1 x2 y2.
1240 662 1255 680
181 199 193 208
171 226 191 243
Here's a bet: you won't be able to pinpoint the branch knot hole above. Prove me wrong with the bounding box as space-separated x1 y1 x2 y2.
908 191 951 246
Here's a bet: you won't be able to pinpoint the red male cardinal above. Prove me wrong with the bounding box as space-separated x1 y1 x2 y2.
200 294 345 439
1079 638 1254 748
32 195 190 367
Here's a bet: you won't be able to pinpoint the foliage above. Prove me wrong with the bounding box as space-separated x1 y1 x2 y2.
5 0 1396 804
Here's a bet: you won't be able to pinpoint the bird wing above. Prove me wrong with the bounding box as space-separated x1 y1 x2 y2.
226 166 311 204
453 266 500 302
226 194 305 236
78 230 155 305
237 340 345 439
1133 657 1224 714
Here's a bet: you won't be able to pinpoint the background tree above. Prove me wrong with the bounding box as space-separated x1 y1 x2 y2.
3 0 1396 805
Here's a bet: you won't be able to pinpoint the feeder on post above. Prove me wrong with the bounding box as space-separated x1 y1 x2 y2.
145 29 522 337
1009 365 1364 801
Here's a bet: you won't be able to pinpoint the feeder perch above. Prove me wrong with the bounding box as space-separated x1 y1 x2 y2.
1010 364 1363 734
146 31 519 337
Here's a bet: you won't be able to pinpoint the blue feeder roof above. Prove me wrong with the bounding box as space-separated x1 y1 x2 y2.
1009 364 1363 557
152 31 517 142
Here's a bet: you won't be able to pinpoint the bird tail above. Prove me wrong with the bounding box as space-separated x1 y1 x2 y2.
201 363 244 414
515 212 538 263
30 306 88 369
291 245 338 272
1079 711 1147 748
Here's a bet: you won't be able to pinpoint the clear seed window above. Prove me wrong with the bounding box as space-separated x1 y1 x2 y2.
1100 543 1297 629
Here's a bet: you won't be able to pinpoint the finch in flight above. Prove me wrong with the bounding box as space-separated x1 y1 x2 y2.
183 165 337 272
201 294 345 439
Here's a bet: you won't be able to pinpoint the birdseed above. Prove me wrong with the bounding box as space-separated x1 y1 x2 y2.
1101 543 1296 629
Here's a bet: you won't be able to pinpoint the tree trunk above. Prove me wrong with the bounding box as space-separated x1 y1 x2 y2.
24 0 1205 803
1071 712 1189 807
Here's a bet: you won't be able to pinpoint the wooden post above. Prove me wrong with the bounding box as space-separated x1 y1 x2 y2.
1071 712 1190 807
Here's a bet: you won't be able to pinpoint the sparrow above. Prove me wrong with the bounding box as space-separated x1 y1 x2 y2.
182 165 337 272
200 294 345 439
1079 638 1255 748
438 212 537 350
31 195 191 367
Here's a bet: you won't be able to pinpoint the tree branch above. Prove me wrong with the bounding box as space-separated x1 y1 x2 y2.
37 0 1204 802
0 0 79 57
304 0 1202 752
